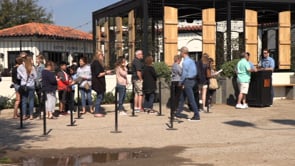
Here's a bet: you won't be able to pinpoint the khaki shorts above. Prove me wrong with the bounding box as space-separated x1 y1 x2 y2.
134 80 143 96
239 82 249 94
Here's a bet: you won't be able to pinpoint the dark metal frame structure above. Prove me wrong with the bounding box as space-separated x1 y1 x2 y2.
92 0 295 68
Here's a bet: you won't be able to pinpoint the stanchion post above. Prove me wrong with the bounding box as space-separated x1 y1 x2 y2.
67 90 76 126
157 80 164 116
76 86 83 119
111 87 121 133
167 82 177 130
130 81 137 117
19 96 24 129
43 92 47 135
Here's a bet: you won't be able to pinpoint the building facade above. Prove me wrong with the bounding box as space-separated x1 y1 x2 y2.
0 22 93 75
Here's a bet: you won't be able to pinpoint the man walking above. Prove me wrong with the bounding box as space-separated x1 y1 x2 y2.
236 52 257 109
177 47 200 121
132 50 144 112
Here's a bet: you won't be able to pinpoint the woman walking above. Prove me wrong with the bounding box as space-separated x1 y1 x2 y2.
77 57 93 114
115 56 128 115
91 50 112 117
17 56 37 120
42 61 57 119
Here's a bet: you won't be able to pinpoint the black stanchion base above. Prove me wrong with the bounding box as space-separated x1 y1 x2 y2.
75 115 83 119
165 123 177 130
157 113 165 116
41 129 52 136
17 126 25 130
110 130 122 133
67 120 77 126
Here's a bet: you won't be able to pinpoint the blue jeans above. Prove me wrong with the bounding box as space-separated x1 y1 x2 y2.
80 88 93 107
143 92 155 109
94 93 104 114
116 84 126 110
21 86 35 116
177 80 199 118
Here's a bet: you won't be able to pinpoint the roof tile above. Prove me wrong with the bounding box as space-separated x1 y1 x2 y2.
0 22 92 40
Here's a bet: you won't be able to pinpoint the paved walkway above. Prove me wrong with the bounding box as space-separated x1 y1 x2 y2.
0 100 295 165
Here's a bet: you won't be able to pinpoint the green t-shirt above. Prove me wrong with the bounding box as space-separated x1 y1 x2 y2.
237 58 251 83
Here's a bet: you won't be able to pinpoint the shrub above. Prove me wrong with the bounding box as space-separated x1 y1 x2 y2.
0 96 15 110
220 59 239 78
153 62 171 82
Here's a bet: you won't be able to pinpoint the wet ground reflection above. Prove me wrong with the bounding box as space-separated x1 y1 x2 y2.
22 150 152 165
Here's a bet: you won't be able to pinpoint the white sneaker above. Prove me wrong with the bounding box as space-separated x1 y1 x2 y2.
235 104 245 109
243 104 248 109
119 111 127 116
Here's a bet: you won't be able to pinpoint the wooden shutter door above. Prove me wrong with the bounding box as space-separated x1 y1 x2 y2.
245 9 258 65
202 8 216 63
279 11 291 69
164 6 178 66
104 21 110 65
116 17 123 57
128 10 135 62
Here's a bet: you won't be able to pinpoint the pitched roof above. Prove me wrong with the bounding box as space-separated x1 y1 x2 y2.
0 22 92 40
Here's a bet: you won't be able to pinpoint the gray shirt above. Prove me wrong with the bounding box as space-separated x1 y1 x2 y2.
171 62 182 82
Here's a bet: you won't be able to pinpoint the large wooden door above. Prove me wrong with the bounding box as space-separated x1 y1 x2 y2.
128 10 135 62
104 20 110 65
202 8 216 63
164 6 178 66
116 17 123 57
279 11 291 69
245 9 258 65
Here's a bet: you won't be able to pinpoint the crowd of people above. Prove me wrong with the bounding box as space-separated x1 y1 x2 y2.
9 47 274 121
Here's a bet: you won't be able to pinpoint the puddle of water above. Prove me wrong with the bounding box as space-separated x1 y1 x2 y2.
20 150 152 165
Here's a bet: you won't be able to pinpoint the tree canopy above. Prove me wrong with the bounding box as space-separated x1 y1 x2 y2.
0 0 53 29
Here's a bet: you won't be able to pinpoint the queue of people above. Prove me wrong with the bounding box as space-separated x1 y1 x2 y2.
9 47 273 121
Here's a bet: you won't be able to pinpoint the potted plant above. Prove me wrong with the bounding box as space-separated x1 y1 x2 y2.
153 62 171 108
216 59 240 105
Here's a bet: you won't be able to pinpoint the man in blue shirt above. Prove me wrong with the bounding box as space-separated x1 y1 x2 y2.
258 49 275 104
176 47 200 121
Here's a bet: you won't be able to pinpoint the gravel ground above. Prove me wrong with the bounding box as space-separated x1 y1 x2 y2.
0 100 295 166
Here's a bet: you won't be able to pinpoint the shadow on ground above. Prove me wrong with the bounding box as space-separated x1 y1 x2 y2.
223 120 256 127
0 117 48 156
270 119 295 126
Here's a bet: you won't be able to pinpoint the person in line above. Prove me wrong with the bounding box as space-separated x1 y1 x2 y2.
132 50 144 112
11 57 23 119
17 55 37 120
77 57 93 114
236 52 257 109
91 50 112 117
177 47 200 121
206 58 221 110
35 54 45 114
115 56 128 115
258 48 275 104
69 65 78 113
197 53 210 111
171 55 182 112
42 61 57 119
57 61 71 115
142 55 157 113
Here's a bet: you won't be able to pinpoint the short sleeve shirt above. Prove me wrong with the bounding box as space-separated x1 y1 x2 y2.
261 56 275 70
132 57 144 80
236 58 251 83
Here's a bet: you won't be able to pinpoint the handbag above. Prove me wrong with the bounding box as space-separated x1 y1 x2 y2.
209 78 218 90
19 76 29 94
84 82 90 90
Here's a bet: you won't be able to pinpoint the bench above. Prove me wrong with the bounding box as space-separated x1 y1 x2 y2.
272 72 295 100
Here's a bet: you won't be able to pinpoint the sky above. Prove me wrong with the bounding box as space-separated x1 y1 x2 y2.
37 0 120 32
